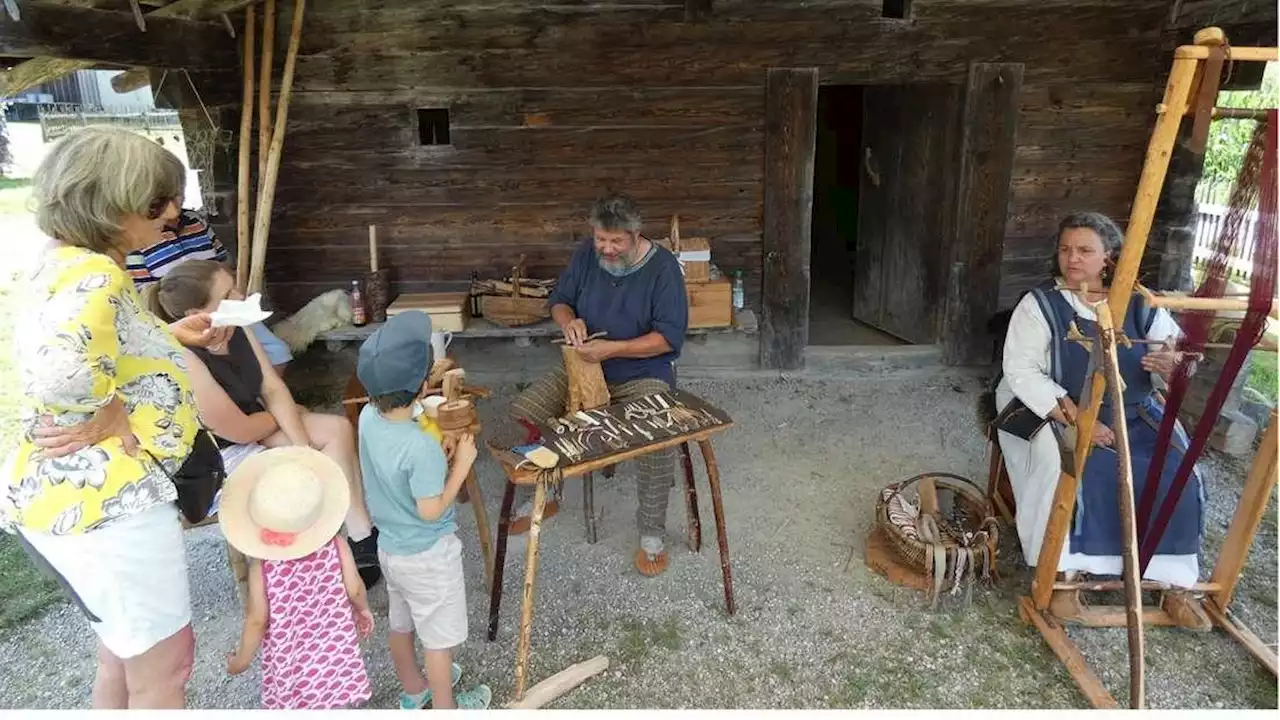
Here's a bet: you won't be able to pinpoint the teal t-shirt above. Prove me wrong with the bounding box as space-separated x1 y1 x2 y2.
357 405 456 556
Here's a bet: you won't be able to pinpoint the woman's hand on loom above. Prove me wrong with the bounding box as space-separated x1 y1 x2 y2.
1049 396 1079 425
1091 422 1115 448
31 395 138 457
169 312 216 347
1140 344 1180 377
561 318 589 347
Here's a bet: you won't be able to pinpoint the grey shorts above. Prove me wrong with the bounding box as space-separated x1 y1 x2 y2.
380 533 468 650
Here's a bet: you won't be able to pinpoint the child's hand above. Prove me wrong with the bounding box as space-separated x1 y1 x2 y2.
354 605 375 638
454 433 477 467
226 650 250 675
441 433 460 461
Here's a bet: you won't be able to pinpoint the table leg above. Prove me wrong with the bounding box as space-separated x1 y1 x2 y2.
465 468 494 592
487 481 517 642
583 471 598 544
680 442 701 552
698 439 735 616
514 478 548 700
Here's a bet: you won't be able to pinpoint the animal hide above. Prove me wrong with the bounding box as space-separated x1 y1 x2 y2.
270 289 352 354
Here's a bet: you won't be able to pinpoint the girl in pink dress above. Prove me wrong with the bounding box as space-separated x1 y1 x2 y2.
221 447 374 709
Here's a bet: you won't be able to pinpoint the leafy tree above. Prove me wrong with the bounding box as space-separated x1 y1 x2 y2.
1200 63 1278 203
0 102 10 179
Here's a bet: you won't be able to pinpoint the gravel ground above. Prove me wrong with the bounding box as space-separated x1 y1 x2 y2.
0 366 1275 709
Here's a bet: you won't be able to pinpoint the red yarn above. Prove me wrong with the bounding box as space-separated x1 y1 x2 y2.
1136 112 1277 573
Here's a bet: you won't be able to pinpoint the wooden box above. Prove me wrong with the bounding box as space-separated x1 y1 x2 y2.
675 237 712 283
385 291 470 332
687 279 732 328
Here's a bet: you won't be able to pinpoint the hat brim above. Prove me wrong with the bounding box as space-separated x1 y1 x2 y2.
218 446 351 561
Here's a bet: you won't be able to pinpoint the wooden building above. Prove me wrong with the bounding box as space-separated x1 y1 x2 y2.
3 0 1277 369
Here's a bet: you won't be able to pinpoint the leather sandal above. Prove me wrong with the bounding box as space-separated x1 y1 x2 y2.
1162 591 1212 632
634 548 669 577
1048 589 1087 624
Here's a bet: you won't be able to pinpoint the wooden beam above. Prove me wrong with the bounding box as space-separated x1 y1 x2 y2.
685 0 712 22
760 67 818 371
0 4 235 68
1018 597 1119 709
0 0 256 97
1208 409 1278 610
1203 601 1279 677
110 67 151 93
944 62 1022 365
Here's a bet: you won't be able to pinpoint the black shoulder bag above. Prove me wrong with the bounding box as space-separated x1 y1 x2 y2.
146 429 226 525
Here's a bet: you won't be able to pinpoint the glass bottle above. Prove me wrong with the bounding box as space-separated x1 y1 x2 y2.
350 280 367 326
731 270 745 310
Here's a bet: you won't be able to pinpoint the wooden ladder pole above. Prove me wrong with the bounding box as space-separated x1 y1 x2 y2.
257 0 276 185
247 0 305 295
1030 51 1200 610
1208 408 1279 611
234 3 255 293
1097 301 1146 709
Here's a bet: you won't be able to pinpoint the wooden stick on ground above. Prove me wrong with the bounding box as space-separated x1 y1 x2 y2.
514 478 548 699
1097 301 1145 709
247 0 305 294
506 655 609 709
234 3 255 292
1208 408 1279 610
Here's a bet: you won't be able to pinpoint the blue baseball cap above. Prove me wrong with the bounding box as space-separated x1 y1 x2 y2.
356 310 433 397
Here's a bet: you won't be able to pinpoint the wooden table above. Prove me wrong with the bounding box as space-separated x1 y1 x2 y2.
486 422 736 699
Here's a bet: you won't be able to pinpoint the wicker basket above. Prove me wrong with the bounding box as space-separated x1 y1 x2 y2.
476 257 550 327
874 472 999 591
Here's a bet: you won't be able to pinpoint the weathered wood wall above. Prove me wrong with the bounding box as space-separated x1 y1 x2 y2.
247 0 1184 314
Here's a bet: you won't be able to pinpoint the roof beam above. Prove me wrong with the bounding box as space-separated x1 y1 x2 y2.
1 0 255 98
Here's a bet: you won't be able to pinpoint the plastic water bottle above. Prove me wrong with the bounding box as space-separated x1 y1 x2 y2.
731 270 745 310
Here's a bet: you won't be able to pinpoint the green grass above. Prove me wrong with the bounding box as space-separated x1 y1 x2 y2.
1246 351 1278 400
0 183 33 216
0 281 62 629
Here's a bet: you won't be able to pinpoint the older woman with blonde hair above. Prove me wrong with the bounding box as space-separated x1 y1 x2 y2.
2 126 215 708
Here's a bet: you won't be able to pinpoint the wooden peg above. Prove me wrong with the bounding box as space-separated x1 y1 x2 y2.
442 368 466 402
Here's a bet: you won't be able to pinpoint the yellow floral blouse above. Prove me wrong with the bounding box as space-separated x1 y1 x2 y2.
4 247 198 535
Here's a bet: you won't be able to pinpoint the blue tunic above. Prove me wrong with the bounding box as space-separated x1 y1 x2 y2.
1028 284 1205 558
548 238 688 387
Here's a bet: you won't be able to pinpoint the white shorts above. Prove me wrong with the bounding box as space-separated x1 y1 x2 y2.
18 502 191 659
380 533 468 650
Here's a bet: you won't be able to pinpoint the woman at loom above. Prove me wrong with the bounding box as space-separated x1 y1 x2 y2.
993 212 1209 629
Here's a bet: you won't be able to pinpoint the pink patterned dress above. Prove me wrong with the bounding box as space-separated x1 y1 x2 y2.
260 537 372 709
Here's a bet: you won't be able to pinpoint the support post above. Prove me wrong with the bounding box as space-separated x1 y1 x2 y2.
760 67 818 370
235 4 255 292
1208 409 1279 610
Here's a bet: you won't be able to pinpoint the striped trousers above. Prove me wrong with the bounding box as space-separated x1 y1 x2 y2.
510 367 672 539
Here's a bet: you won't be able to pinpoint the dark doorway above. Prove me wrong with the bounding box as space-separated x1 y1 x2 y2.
809 83 963 346
808 85 903 346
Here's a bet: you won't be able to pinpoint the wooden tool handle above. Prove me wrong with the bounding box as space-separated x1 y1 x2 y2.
551 331 608 345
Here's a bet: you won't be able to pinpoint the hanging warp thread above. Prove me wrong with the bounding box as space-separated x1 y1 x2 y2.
1135 112 1278 573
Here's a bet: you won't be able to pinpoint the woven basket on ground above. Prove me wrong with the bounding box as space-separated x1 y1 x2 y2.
476 256 550 327
874 472 999 603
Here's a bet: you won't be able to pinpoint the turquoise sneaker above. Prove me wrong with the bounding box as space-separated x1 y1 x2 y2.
397 663 462 709
454 684 493 710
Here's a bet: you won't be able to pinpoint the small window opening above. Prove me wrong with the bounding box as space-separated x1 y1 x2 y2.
882 0 911 19
417 108 451 146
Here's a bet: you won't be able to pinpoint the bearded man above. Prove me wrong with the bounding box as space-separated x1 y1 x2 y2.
507 193 689 577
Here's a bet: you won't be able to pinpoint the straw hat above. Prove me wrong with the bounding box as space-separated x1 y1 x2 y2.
218 446 351 561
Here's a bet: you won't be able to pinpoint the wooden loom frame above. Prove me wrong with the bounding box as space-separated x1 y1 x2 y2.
1017 28 1280 709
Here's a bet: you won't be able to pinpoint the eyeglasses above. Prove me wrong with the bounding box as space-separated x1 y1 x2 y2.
146 196 176 220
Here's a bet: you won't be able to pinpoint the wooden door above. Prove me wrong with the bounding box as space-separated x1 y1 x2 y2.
852 85 962 344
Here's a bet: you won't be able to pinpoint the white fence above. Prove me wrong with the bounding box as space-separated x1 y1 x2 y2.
1192 202 1260 283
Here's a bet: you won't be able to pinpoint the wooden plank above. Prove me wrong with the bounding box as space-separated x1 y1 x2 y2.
1208 409 1279 610
286 88 764 127
0 4 235 68
760 67 817 370
1202 601 1279 677
945 62 1022 364
1018 597 1119 709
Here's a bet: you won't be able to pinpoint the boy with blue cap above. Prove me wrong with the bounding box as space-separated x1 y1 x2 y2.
356 310 491 710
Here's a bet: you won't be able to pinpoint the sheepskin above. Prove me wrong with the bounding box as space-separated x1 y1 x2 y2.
270 289 352 354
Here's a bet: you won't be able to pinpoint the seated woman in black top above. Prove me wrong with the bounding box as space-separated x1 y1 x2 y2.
141 260 380 581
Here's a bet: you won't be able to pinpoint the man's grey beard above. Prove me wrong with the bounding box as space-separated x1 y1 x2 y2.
600 246 641 276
